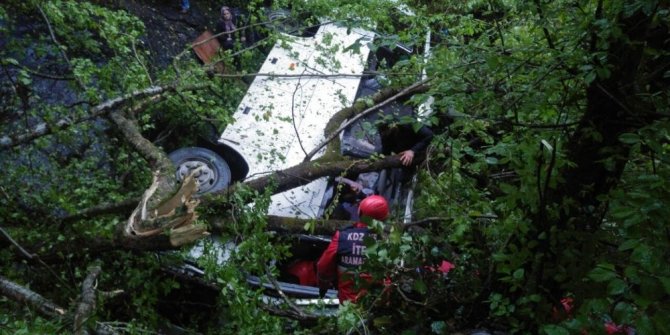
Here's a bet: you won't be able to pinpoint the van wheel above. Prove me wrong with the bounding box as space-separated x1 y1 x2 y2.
168 147 231 194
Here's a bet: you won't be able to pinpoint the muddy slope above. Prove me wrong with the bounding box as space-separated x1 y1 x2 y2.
101 0 224 68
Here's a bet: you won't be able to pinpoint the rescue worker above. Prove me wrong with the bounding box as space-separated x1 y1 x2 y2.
316 195 389 303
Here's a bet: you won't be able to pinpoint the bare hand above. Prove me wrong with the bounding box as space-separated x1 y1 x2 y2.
399 150 415 166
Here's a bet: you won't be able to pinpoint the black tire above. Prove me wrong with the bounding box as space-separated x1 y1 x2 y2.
168 147 231 194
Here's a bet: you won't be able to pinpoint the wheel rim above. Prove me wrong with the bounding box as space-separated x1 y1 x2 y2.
176 159 218 193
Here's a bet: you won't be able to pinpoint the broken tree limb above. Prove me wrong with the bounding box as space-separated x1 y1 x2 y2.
74 266 102 335
228 154 411 199
0 275 66 318
121 170 207 248
0 84 208 151
108 112 179 231
54 155 411 252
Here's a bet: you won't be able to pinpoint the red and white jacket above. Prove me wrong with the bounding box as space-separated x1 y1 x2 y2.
317 222 374 303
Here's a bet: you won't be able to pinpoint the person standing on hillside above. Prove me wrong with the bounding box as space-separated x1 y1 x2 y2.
216 6 246 50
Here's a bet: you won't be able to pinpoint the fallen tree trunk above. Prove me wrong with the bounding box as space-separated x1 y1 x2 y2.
225 154 411 200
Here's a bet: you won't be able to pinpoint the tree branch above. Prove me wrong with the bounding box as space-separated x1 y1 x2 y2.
0 84 208 150
0 226 35 260
0 275 66 318
74 266 102 335
225 153 410 200
264 264 312 319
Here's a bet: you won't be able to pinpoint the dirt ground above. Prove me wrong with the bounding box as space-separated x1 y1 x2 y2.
104 0 223 68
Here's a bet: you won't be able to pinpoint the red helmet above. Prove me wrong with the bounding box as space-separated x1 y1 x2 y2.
359 195 389 221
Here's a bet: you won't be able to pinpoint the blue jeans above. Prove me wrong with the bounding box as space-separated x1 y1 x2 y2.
181 0 190 10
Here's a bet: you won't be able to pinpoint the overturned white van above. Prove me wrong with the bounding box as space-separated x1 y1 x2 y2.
169 14 429 219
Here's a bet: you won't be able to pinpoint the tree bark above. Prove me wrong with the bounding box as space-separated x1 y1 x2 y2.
74 266 102 335
223 154 410 200
0 275 66 318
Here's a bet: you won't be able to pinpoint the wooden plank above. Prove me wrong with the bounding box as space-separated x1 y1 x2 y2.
192 31 221 64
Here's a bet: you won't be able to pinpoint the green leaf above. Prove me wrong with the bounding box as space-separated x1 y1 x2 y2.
613 302 634 323
585 71 596 84
634 315 654 335
619 133 640 144
659 277 670 295
611 207 636 219
607 278 626 295
485 156 498 165
631 245 653 270
413 279 427 294
541 139 553 151
618 239 640 251
588 264 617 282
513 268 525 280
542 324 570 335
2 57 19 65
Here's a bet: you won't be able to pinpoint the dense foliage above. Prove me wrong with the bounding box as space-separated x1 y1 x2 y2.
1 0 668 334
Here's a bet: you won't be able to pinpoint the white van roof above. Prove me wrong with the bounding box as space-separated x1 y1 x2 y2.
219 23 374 218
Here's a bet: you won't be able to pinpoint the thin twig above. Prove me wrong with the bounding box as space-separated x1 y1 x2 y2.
291 69 308 157
0 226 34 260
5 63 75 80
127 33 154 86
395 285 430 307
37 4 86 90
263 264 309 318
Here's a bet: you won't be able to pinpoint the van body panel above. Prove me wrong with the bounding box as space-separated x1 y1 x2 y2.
219 23 374 218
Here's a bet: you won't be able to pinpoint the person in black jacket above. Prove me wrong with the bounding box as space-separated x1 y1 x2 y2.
379 121 434 166
216 6 246 50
